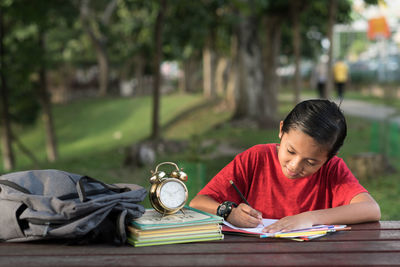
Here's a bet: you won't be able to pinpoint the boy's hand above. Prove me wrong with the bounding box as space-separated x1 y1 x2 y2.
227 203 263 228
262 212 314 233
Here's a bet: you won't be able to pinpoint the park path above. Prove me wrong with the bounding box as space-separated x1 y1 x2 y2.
338 99 400 125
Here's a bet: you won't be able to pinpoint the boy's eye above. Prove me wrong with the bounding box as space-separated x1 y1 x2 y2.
287 149 295 155
307 161 317 166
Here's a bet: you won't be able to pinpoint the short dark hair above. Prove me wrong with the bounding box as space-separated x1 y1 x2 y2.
281 99 347 159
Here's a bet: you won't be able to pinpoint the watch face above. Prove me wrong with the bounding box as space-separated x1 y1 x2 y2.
159 180 187 209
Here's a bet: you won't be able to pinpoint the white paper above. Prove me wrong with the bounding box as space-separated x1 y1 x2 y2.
224 219 347 237
223 218 278 234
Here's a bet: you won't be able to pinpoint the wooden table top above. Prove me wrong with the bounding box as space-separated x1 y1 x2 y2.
0 221 399 266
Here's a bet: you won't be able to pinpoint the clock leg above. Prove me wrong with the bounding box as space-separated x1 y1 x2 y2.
161 211 167 219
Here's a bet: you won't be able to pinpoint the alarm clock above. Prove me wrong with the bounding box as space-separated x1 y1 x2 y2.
149 162 188 215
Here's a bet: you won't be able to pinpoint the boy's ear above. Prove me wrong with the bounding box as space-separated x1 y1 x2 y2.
278 121 284 139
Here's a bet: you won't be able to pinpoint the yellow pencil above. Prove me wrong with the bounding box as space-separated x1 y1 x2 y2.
273 230 328 238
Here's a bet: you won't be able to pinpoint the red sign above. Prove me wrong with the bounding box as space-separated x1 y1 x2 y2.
368 16 390 40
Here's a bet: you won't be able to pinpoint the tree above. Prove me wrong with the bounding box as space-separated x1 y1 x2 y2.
0 6 15 170
37 28 58 162
259 13 284 128
290 0 308 104
80 0 118 96
232 1 290 128
325 0 337 99
203 35 216 99
234 9 264 121
151 0 167 140
112 0 153 92
12 0 75 163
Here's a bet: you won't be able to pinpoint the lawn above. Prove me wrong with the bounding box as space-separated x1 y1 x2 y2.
5 92 400 220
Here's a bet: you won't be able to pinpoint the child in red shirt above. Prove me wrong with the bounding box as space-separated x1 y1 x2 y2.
190 99 381 233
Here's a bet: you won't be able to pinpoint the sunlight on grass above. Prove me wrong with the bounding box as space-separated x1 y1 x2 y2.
14 93 204 167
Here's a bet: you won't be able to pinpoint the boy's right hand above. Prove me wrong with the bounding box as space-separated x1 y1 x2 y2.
227 203 263 228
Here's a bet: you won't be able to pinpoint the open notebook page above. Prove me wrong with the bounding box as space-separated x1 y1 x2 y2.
223 219 278 234
223 219 347 236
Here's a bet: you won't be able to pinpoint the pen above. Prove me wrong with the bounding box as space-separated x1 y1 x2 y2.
229 180 264 226
229 180 250 206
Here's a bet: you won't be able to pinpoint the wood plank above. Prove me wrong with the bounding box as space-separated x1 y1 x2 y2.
0 252 399 266
1 240 400 255
350 221 400 230
0 221 398 267
224 229 400 242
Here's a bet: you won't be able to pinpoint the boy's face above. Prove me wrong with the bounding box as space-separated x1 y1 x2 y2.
278 121 329 179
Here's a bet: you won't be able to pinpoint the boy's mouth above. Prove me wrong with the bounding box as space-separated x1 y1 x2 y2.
285 167 299 178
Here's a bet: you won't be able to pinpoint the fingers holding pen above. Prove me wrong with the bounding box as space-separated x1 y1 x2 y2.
228 180 263 227
228 203 263 228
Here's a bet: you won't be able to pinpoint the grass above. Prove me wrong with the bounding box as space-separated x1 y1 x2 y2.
4 91 400 219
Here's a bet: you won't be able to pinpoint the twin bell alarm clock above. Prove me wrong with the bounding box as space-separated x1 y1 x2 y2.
148 162 188 215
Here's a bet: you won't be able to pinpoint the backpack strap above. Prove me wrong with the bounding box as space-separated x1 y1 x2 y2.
0 180 31 194
77 176 128 202
116 209 128 245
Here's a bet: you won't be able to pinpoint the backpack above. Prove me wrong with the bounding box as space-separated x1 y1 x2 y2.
0 169 147 244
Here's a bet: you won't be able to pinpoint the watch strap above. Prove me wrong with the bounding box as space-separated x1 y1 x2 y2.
216 201 237 220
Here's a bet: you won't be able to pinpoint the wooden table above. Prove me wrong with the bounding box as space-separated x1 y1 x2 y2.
0 221 399 266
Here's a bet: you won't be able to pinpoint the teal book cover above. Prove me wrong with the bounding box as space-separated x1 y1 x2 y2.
130 206 223 230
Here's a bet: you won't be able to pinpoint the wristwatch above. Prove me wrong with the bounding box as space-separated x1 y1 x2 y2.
216 201 237 220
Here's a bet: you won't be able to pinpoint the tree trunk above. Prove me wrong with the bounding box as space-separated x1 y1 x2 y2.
325 0 337 99
0 8 15 170
38 30 58 162
234 11 280 128
180 56 195 93
215 56 228 97
234 14 263 120
151 0 167 140
179 59 188 93
258 16 282 128
202 38 216 99
80 0 113 97
291 1 302 104
226 35 238 110
96 47 109 96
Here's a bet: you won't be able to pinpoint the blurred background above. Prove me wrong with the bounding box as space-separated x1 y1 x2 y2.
0 0 399 219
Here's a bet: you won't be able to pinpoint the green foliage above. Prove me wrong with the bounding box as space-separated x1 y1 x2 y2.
281 0 354 61
163 0 231 60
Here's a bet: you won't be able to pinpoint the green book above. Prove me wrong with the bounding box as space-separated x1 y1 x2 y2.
128 233 224 247
129 206 223 230
128 223 221 239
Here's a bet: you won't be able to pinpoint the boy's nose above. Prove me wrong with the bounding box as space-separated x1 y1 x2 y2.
288 158 302 172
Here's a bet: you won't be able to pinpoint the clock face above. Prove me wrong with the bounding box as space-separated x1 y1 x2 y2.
159 180 187 209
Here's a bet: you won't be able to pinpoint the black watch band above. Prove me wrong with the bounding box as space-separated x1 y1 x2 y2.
216 201 237 220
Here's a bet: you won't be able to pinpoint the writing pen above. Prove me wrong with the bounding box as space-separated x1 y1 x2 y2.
229 180 264 226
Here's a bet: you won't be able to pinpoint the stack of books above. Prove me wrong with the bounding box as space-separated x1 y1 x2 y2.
127 206 224 247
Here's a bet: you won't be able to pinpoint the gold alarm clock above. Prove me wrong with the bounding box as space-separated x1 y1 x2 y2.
149 162 188 215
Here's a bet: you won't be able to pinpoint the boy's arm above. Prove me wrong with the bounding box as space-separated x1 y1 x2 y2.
263 193 381 233
189 194 220 215
190 194 263 227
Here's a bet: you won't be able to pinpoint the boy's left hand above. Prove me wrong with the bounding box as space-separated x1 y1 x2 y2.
262 212 314 233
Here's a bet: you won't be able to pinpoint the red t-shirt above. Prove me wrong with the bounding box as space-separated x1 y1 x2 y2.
198 144 368 219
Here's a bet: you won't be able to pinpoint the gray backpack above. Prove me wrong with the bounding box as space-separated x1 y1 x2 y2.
0 169 147 244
